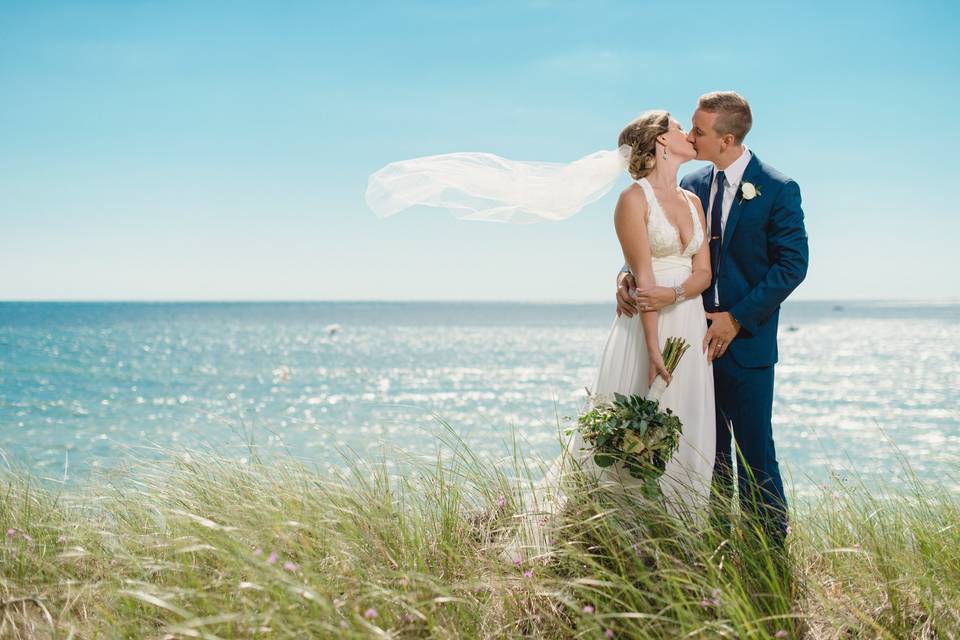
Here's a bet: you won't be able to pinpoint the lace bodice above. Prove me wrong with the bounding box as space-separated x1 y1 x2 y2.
636 177 703 259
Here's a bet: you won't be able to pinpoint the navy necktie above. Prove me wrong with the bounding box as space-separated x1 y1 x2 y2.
708 170 725 309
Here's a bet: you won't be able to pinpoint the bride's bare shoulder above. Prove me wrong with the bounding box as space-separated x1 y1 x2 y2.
615 183 648 219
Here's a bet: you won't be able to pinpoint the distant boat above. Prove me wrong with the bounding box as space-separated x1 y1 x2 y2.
324 324 342 337
787 325 799 332
832 305 844 312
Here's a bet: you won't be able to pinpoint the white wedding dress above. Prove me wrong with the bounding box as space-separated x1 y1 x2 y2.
585 178 716 507
502 178 716 564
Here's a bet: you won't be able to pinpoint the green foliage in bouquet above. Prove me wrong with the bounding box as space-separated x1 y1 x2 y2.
576 392 683 495
575 337 690 497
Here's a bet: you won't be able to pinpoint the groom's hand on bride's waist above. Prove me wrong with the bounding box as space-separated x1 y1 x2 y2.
616 272 639 317
703 312 741 362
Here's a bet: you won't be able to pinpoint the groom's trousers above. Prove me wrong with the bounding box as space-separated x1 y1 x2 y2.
712 354 788 544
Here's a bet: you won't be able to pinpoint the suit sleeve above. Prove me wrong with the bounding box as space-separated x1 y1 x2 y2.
729 179 809 334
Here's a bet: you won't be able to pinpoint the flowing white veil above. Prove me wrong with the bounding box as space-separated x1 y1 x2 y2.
365 142 635 564
365 144 633 223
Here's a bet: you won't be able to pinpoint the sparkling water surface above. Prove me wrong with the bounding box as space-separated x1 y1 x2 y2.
1 301 958 495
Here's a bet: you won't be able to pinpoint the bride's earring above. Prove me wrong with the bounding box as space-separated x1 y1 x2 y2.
662 143 668 160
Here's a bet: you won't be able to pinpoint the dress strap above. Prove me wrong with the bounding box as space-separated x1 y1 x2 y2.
677 189 695 224
635 177 658 212
679 189 705 254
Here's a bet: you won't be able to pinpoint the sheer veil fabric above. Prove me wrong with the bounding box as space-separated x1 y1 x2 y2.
365 144 716 566
365 145 633 223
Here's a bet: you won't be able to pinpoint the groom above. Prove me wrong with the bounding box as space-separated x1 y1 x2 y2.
616 91 809 544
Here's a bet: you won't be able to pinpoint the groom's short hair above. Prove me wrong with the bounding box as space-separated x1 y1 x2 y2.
698 91 752 143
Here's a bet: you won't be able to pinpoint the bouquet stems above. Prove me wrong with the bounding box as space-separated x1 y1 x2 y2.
646 337 691 402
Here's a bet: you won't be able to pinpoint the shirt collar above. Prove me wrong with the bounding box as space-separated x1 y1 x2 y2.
715 146 751 187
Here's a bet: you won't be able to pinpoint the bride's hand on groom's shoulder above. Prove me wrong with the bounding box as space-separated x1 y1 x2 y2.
616 272 639 317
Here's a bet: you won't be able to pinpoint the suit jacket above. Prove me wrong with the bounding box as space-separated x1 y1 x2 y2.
680 153 809 368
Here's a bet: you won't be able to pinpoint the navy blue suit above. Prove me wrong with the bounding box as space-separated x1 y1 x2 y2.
680 152 809 539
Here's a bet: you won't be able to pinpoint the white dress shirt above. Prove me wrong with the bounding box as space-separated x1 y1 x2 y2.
707 146 752 307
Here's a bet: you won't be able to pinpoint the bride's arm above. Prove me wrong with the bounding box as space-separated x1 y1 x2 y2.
613 187 669 382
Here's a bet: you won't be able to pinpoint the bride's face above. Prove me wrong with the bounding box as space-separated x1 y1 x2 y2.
660 119 697 161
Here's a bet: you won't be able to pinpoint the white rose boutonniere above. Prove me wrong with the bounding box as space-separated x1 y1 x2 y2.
739 181 761 204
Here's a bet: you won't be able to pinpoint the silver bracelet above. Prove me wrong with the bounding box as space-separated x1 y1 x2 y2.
672 284 685 305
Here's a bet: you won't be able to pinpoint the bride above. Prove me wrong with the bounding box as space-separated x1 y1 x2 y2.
365 110 716 562
576 110 715 515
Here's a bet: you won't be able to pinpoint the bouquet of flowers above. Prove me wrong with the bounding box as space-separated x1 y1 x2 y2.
575 337 690 495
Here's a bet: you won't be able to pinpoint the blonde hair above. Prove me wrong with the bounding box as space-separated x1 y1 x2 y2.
698 91 752 143
618 110 671 180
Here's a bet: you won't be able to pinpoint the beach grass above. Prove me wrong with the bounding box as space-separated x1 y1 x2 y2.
1 423 958 639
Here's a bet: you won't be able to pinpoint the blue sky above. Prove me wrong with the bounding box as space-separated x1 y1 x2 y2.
1 0 957 301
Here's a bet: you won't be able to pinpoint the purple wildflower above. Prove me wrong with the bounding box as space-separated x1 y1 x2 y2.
775 631 788 638
497 494 506 508
364 607 377 619
283 561 298 572
266 551 278 565
523 569 533 578
57 534 67 544
582 605 594 614
5 528 14 540
605 629 615 638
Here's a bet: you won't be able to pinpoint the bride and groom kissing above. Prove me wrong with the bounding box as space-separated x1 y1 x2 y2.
365 90 809 547
595 91 809 546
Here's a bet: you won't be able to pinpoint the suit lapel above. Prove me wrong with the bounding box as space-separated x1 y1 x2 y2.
695 169 712 212
721 152 761 257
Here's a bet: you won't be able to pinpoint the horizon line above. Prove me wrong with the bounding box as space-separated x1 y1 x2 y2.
2 297 960 305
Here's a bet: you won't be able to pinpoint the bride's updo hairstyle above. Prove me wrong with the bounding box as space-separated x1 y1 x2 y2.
618 110 671 180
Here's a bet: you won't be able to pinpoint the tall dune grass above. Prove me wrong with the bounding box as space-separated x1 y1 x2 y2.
1 421 958 639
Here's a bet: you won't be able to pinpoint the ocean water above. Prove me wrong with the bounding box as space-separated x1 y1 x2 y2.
1 301 958 495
